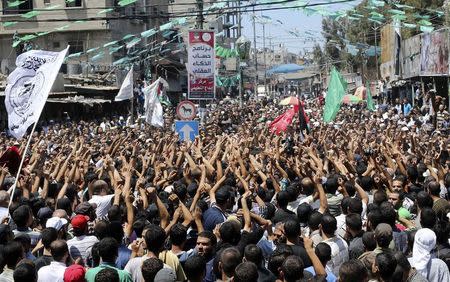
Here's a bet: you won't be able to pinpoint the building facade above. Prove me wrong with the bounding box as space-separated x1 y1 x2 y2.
0 0 168 75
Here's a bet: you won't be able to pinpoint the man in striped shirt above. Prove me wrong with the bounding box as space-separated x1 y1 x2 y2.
66 214 99 265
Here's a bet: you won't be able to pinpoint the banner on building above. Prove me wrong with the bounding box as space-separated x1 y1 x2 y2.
401 35 421 79
380 24 395 64
188 30 215 100
394 20 401 76
420 29 449 76
5 47 69 139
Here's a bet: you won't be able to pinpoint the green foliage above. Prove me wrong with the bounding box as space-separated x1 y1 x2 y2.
312 44 325 70
321 17 347 69
317 0 446 78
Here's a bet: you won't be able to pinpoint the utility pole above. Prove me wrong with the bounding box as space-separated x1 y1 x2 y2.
269 36 273 95
373 25 379 82
237 0 243 107
262 22 267 96
196 0 204 29
252 2 258 96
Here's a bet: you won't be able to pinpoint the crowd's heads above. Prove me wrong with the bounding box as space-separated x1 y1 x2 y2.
95 267 119 282
420 207 436 229
373 253 397 281
3 240 24 269
280 255 307 282
13 261 37 282
374 223 393 248
268 245 293 278
339 260 368 282
141 258 163 282
12 205 32 228
215 186 233 208
71 215 90 236
320 214 337 237
64 264 86 282
184 255 206 282
283 219 300 240
144 224 166 254
219 221 241 246
50 240 69 262
196 231 216 257
218 247 242 280
233 262 258 282
315 242 332 266
97 237 119 263
154 268 176 282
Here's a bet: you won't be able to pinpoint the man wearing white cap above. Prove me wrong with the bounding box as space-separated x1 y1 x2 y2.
46 217 68 232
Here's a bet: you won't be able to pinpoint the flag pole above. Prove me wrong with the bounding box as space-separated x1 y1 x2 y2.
7 121 39 209
5 46 68 212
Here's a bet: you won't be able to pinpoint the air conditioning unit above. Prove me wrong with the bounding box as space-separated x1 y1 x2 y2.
67 64 82 75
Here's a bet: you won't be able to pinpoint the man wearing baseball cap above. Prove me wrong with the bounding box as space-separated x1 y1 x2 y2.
66 215 99 264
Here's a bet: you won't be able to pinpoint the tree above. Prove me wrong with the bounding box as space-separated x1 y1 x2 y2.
321 17 347 69
401 0 445 38
312 44 325 71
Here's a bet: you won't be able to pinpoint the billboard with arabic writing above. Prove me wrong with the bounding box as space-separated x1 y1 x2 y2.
420 29 449 76
188 30 215 100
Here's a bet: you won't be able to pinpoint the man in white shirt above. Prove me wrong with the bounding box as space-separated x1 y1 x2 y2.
88 180 114 219
37 240 69 282
320 214 349 276
0 191 9 223
67 215 98 264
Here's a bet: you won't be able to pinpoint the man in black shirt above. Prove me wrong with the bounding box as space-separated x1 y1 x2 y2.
272 191 297 224
282 219 312 268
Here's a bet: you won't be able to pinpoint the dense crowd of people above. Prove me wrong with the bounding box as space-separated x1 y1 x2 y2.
0 92 449 282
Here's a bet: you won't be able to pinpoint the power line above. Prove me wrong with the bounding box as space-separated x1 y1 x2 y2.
0 0 359 22
0 0 318 14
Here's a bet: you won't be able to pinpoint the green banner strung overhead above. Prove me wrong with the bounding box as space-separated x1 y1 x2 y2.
215 45 239 58
118 0 137 7
216 74 241 87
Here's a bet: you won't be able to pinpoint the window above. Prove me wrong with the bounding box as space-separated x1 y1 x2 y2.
44 0 51 4
68 41 84 54
2 0 33 15
66 0 82 8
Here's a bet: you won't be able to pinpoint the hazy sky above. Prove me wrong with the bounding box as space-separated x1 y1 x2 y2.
240 0 360 55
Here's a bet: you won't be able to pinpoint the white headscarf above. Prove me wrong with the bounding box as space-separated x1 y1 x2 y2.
410 228 436 278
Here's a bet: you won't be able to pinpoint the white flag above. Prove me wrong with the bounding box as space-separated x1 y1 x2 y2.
5 47 69 139
143 78 164 127
429 97 435 116
114 66 134 101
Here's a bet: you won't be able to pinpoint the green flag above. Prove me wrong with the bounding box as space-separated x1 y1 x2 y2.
366 82 376 111
159 94 172 107
323 67 347 123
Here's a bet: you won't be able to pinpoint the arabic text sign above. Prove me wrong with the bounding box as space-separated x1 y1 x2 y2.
188 30 215 100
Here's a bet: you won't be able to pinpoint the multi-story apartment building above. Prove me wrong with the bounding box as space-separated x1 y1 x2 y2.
0 0 168 74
